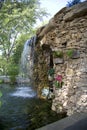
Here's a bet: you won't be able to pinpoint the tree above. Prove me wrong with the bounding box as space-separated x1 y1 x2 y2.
0 0 48 77
67 0 81 7
0 0 47 62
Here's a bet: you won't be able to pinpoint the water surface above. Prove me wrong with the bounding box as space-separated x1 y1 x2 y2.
0 83 37 130
0 84 66 130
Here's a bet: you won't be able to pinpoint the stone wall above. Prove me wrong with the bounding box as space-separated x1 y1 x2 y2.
33 42 50 98
35 1 87 115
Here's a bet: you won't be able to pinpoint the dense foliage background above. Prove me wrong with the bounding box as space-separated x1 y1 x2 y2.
0 0 47 82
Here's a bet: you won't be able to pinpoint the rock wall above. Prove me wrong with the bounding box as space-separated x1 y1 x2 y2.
33 42 50 98
35 1 87 115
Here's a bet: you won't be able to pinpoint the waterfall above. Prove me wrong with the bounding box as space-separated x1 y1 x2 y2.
19 36 37 81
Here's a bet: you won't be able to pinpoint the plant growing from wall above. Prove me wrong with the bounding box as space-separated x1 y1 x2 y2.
48 68 55 81
66 49 74 58
54 75 64 88
53 51 63 58
48 68 55 76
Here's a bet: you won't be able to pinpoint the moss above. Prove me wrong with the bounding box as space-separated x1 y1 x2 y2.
53 51 63 58
66 49 74 58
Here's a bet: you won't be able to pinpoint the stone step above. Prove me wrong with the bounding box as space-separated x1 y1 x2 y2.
36 112 87 130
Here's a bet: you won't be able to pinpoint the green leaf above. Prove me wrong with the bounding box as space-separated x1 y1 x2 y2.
48 68 55 76
54 81 59 87
54 81 63 88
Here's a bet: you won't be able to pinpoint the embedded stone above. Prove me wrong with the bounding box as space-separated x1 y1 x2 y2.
66 68 74 76
72 50 80 59
53 58 64 64
63 101 68 107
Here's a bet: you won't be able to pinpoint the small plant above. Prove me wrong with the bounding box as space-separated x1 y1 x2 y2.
48 68 55 81
53 51 63 58
54 75 64 88
48 68 55 76
66 49 74 58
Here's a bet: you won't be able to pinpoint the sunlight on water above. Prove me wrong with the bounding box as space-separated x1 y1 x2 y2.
10 87 36 98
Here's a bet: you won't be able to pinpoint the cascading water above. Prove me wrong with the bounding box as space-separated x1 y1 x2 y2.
19 36 37 80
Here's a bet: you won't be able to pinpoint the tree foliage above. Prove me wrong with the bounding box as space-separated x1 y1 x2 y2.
0 0 47 78
0 0 47 60
67 0 81 7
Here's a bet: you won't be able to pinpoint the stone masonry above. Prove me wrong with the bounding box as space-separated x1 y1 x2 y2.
35 1 87 116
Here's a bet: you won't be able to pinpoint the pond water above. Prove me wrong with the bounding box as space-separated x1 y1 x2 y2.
0 83 37 130
0 84 66 130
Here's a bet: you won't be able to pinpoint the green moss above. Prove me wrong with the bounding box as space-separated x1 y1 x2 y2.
53 51 63 58
66 49 74 58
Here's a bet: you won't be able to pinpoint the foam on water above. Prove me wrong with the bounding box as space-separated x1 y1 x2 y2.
10 87 36 98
